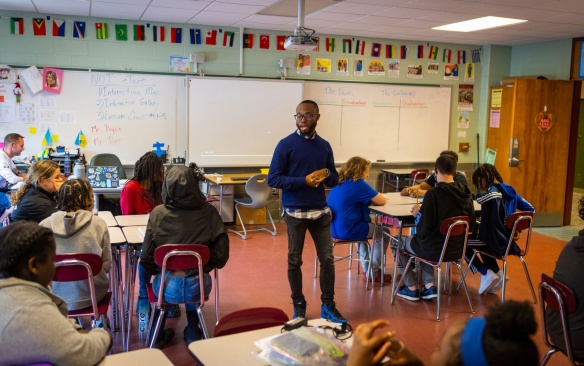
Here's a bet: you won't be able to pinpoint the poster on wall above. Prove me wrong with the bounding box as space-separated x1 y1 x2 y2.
427 61 439 74
336 59 349 76
297 54 311 75
169 56 190 73
458 84 474 111
444 63 459 80
354 59 363 77
43 68 63 94
315 58 331 73
407 64 423 79
367 60 385 76
464 63 475 82
388 60 400 78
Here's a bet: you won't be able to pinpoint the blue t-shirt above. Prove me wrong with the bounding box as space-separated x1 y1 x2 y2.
327 179 378 240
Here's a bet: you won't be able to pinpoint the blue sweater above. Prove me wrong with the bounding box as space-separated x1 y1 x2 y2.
268 131 338 210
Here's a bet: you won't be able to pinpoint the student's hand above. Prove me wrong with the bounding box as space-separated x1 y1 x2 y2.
347 320 393 366
306 170 327 187
400 187 411 196
312 168 329 180
410 204 420 216
18 173 28 181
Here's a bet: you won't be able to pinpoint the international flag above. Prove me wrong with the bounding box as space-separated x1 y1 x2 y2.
371 42 381 57
428 45 438 60
276 35 286 50
223 31 234 47
342 39 352 54
153 25 165 42
115 24 127 41
355 40 365 55
259 34 270 49
325 37 335 52
10 18 24 35
400 45 407 59
42 129 53 146
52 19 65 37
417 45 424 59
458 50 466 64
472 48 481 63
74 130 87 148
442 49 451 63
386 44 395 58
190 29 201 44
171 28 182 43
33 18 47 36
134 25 145 41
95 23 108 39
205 30 217 45
73 21 86 38
243 33 254 48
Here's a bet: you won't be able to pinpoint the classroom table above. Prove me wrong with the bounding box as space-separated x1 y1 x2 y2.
114 214 149 227
188 319 348 366
97 348 173 365
98 211 118 227
204 173 253 222
382 192 422 205
92 187 124 211
381 168 416 193
107 226 126 334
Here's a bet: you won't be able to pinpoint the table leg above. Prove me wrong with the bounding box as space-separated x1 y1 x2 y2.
390 220 404 304
214 269 219 324
110 244 124 333
123 244 140 352
395 175 400 192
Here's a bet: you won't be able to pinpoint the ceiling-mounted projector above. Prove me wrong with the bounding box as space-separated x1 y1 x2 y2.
284 35 318 51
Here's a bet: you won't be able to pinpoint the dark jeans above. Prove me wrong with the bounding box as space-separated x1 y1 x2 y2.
283 212 335 304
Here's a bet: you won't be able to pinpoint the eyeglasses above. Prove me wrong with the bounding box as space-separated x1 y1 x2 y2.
293 113 316 120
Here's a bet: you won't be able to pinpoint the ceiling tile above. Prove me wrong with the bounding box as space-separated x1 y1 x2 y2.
325 2 392 15
187 10 249 25
150 0 210 10
375 7 437 19
0 0 37 12
307 11 363 22
207 2 264 14
91 2 147 19
141 6 200 23
34 0 90 16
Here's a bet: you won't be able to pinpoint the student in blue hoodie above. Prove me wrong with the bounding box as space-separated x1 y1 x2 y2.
466 164 534 295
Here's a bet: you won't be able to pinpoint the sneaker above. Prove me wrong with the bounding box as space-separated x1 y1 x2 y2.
183 326 201 344
137 297 150 341
292 301 306 319
396 285 420 301
421 286 438 300
166 303 181 318
479 269 499 295
153 328 175 349
321 302 348 324
488 273 508 294
373 272 393 283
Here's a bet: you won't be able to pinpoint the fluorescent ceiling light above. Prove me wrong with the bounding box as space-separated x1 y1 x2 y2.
433 16 527 32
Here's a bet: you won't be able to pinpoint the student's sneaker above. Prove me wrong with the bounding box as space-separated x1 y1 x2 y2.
320 302 348 324
479 269 499 295
136 297 150 342
488 273 509 294
166 303 181 318
292 301 307 319
396 285 420 301
153 328 175 349
421 286 438 300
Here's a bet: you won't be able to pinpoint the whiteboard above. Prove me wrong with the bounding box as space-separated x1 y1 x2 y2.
188 77 303 167
304 82 452 163
0 70 181 164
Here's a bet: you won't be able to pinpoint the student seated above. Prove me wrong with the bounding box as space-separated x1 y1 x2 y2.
347 300 539 366
39 179 112 310
327 157 389 282
140 165 229 347
466 164 535 295
395 154 475 301
0 221 111 365
10 160 65 223
546 195 584 359
400 150 468 197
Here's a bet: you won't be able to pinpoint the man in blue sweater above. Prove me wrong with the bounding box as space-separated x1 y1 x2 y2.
268 100 347 323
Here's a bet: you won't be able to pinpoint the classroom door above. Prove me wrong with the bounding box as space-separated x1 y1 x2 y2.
487 79 581 226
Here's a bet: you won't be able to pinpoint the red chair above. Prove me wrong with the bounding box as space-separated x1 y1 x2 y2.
391 216 473 321
213 307 289 337
146 244 211 348
53 253 112 330
404 169 430 187
539 273 583 366
462 211 536 303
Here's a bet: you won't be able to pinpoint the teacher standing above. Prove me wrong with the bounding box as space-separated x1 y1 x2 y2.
268 100 347 324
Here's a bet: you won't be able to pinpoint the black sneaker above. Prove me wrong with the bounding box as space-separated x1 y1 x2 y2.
320 302 348 324
292 301 306 319
153 328 175 349
166 303 181 318
421 286 438 300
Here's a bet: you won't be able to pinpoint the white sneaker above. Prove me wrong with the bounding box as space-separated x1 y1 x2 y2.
488 273 508 294
479 269 498 295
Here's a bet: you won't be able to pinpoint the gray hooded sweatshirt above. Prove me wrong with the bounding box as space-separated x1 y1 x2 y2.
40 210 111 310
0 277 110 365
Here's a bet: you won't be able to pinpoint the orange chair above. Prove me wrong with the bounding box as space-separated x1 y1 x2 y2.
146 244 211 348
539 273 583 366
463 211 536 303
391 216 473 321
53 253 112 330
214 307 289 337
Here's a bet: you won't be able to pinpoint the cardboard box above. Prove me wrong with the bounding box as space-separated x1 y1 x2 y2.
235 206 266 226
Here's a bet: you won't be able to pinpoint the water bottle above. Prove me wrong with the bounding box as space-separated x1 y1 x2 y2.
73 159 86 180
63 151 72 177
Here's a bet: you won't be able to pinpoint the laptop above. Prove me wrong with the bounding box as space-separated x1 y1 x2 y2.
86 166 120 188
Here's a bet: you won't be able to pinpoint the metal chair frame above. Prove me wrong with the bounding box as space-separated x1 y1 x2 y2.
228 174 277 240
391 216 474 321
314 238 374 288
404 169 430 187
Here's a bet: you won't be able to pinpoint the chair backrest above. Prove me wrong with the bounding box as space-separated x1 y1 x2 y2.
214 307 289 337
89 153 127 179
504 211 534 257
539 273 578 361
410 169 429 181
153 244 210 270
244 174 270 209
437 216 470 263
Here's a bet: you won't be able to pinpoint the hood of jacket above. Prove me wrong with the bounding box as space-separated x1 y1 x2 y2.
162 165 206 209
435 181 473 209
495 182 518 200
0 276 69 316
42 210 93 238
